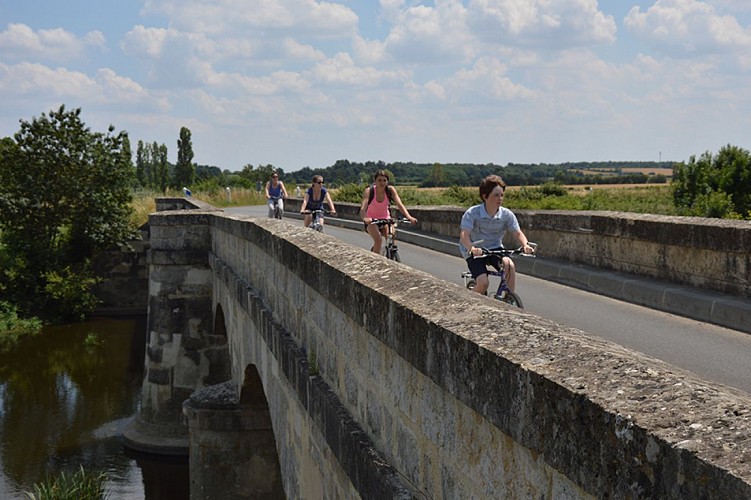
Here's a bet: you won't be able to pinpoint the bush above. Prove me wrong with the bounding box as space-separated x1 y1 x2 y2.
44 265 101 323
332 182 365 204
0 300 42 353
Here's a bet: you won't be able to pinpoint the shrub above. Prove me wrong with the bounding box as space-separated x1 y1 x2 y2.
44 265 101 323
0 300 42 353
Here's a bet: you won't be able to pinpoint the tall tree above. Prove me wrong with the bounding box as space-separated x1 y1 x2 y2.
136 140 147 187
156 142 169 193
0 105 136 318
175 126 195 188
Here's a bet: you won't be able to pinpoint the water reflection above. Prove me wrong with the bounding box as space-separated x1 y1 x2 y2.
0 316 189 499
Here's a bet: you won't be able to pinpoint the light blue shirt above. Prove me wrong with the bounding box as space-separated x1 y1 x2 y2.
459 203 520 259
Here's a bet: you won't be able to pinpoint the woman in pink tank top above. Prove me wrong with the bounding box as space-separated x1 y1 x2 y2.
359 170 418 254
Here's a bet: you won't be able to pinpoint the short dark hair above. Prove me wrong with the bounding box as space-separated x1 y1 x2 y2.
479 175 506 200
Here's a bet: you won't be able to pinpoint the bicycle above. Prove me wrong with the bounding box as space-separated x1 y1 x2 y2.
369 218 411 262
301 209 331 232
461 243 537 308
269 197 284 219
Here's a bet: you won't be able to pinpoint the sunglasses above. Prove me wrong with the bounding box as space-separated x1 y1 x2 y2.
272 176 278 178
315 181 323 184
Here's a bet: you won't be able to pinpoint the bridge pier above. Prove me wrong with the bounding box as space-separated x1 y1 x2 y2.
183 376 284 499
124 210 230 455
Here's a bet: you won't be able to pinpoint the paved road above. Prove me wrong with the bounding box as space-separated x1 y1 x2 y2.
226 206 751 395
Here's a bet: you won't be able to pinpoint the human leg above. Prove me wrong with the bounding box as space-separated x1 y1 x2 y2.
303 214 312 227
503 257 517 292
367 224 384 253
267 200 275 218
467 257 490 295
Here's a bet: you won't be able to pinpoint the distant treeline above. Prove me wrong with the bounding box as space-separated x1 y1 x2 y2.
282 159 671 187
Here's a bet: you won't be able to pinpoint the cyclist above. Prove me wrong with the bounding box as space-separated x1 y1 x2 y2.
459 175 535 295
360 170 418 254
300 175 336 227
265 172 288 218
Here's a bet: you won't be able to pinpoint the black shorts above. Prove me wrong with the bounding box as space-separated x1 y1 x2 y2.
465 248 504 279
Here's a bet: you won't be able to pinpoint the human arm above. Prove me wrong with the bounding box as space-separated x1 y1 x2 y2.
325 192 336 214
508 229 535 254
300 192 309 213
359 186 372 223
460 228 484 257
390 187 417 224
264 181 270 199
280 182 288 198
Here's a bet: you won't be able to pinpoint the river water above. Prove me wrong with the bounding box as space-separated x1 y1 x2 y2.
0 316 189 499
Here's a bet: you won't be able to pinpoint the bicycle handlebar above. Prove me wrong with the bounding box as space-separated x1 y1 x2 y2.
300 209 334 215
369 218 411 226
472 242 538 258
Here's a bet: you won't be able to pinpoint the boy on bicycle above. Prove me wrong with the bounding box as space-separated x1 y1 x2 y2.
459 175 535 295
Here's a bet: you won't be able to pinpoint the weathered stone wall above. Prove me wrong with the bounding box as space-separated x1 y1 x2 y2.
124 210 232 454
91 226 150 315
210 213 751 499
285 198 751 298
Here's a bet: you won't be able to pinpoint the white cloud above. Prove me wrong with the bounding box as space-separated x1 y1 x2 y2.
142 0 358 36
625 0 751 57
0 23 106 62
310 52 408 86
434 56 534 103
282 38 326 61
121 25 176 59
467 0 617 48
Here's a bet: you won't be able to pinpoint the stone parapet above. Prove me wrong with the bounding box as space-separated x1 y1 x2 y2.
209 214 751 499
285 198 750 298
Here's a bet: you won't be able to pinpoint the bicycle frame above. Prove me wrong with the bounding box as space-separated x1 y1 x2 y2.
270 197 284 219
302 209 328 232
370 218 410 262
461 244 537 308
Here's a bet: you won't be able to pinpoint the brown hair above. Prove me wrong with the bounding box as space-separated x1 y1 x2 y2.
312 175 323 185
479 175 506 200
372 170 389 181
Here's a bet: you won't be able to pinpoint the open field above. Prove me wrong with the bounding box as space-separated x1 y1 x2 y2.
575 167 674 177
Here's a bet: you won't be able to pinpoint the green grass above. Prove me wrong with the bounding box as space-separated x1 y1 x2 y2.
24 466 109 500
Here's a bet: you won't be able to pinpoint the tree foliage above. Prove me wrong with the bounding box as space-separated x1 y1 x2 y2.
174 126 195 188
0 105 136 319
672 145 751 218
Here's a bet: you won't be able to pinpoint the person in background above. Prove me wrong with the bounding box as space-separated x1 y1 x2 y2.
300 175 336 227
359 170 418 254
265 172 288 218
459 174 534 294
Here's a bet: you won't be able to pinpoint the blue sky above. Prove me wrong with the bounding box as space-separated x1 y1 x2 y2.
2 1 750 173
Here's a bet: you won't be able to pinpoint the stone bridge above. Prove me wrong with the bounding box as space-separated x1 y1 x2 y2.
123 198 751 499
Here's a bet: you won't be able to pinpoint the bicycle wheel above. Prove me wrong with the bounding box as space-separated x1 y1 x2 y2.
314 223 323 232
390 249 401 262
495 290 524 309
466 278 477 290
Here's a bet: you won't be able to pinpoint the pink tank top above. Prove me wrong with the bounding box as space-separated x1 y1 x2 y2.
366 188 391 219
